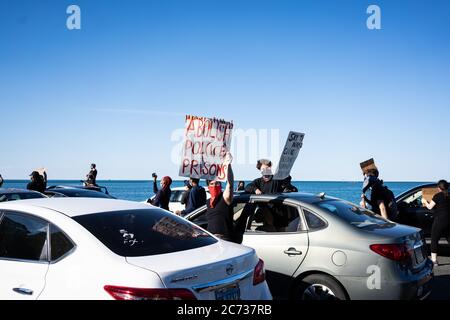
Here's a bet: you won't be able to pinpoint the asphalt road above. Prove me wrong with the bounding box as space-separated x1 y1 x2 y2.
429 241 450 300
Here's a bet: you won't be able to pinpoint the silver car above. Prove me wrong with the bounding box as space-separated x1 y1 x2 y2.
185 192 433 300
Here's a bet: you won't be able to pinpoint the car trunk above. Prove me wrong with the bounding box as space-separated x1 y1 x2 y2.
126 241 258 300
358 223 427 271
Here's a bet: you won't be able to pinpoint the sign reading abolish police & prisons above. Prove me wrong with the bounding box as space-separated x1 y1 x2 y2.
179 115 233 181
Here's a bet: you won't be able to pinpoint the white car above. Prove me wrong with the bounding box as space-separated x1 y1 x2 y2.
0 198 271 300
145 186 211 213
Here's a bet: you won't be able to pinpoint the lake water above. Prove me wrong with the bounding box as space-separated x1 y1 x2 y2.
2 180 430 204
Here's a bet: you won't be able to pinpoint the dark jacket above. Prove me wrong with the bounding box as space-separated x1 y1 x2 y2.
27 179 45 193
151 181 171 211
245 177 291 194
181 185 207 215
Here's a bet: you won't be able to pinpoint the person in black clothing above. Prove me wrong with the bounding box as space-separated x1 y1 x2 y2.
176 178 207 216
236 181 246 191
245 159 290 194
180 180 192 208
148 174 172 211
85 163 98 186
0 174 4 188
27 171 45 193
422 180 450 267
360 169 389 220
206 153 236 242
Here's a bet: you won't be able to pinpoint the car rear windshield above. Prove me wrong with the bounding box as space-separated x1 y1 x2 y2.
0 192 45 202
73 209 217 257
54 189 113 198
316 200 392 228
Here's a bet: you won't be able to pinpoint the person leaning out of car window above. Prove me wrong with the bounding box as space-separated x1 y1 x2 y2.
245 159 294 195
148 173 172 211
360 169 389 220
176 178 207 216
27 171 46 193
206 153 239 242
422 179 450 267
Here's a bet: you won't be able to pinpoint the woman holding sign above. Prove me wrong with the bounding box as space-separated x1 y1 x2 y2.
422 180 450 267
206 153 237 242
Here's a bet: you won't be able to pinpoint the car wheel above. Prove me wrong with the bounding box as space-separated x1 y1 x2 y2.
295 274 347 300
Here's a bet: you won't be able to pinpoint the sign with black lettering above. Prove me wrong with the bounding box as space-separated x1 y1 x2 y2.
274 131 305 180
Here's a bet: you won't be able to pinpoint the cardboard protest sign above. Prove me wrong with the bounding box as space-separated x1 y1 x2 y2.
274 131 305 180
360 158 378 174
179 115 233 181
422 187 439 204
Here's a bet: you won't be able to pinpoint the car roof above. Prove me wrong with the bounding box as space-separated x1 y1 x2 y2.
0 188 43 195
0 198 155 218
233 192 338 204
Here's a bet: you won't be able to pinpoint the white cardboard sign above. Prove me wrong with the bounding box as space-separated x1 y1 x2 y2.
274 131 304 180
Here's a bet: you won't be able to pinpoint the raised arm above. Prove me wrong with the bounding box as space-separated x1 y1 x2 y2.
223 164 234 206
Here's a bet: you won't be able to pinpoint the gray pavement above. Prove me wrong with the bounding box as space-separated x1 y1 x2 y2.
428 241 450 300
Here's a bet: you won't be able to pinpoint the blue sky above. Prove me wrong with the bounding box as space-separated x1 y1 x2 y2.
1 0 449 181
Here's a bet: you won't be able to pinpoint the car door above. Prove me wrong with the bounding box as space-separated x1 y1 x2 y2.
241 199 309 278
0 211 49 300
397 189 433 234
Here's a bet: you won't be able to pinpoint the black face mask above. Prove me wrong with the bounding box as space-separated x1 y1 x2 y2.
362 176 378 193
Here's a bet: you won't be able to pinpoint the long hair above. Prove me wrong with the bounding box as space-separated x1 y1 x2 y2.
437 179 449 196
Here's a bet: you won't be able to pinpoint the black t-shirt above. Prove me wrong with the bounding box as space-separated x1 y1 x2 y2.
432 192 450 220
369 183 387 215
206 194 234 240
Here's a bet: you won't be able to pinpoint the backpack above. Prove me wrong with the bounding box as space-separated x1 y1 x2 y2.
383 186 398 220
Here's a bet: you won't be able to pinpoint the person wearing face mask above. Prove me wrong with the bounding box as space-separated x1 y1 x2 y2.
244 159 288 195
147 173 172 211
360 168 397 220
206 153 236 242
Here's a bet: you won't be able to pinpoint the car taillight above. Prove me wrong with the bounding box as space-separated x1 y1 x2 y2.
104 286 197 300
370 244 413 262
253 259 266 285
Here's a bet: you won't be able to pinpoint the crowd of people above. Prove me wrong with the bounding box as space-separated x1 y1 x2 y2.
1 157 449 266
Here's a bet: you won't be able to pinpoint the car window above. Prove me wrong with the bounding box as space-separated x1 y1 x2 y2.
0 192 46 202
0 212 49 262
170 191 184 203
73 209 217 257
303 209 327 230
317 200 392 228
246 202 302 233
50 224 75 261
403 190 422 207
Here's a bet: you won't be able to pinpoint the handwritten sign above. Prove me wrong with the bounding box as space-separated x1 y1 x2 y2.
422 187 439 204
274 131 305 180
360 158 378 174
179 115 233 181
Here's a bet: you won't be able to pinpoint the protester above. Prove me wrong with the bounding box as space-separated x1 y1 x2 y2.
85 163 98 186
206 153 239 242
148 173 172 211
360 168 397 220
245 159 289 194
0 174 3 188
422 180 450 267
176 178 207 216
282 175 298 192
236 181 246 191
180 180 192 208
27 171 46 193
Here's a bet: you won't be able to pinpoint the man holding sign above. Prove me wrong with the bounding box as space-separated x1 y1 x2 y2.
245 131 304 195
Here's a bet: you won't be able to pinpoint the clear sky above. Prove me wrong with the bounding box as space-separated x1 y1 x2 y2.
1 0 449 181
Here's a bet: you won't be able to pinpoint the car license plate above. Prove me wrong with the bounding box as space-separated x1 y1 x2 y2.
414 247 425 264
215 284 241 300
